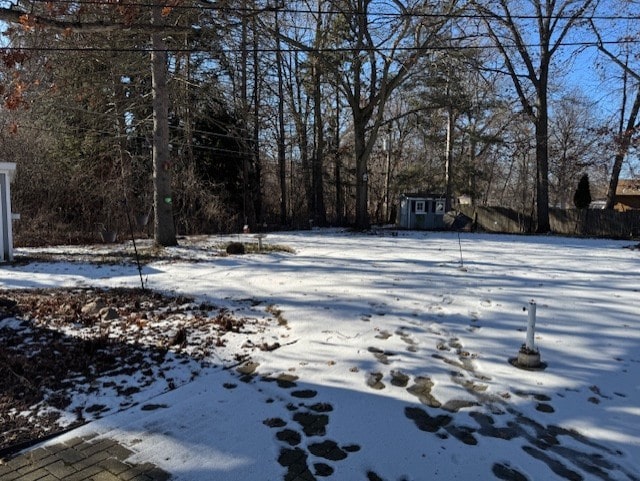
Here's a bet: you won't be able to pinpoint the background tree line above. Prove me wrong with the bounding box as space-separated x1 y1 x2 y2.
0 0 638 245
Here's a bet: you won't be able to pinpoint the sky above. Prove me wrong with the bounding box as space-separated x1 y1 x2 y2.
1 229 639 481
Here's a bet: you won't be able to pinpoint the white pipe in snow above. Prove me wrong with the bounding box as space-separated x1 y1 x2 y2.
525 300 537 351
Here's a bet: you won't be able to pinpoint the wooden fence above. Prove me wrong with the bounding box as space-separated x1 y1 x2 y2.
457 205 640 239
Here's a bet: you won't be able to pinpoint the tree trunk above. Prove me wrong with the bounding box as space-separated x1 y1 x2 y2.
334 87 344 225
275 10 287 226
444 105 455 212
151 4 177 247
534 62 551 233
605 86 640 209
354 112 369 229
252 13 262 226
238 12 257 229
312 62 327 226
535 114 551 233
335 151 344 225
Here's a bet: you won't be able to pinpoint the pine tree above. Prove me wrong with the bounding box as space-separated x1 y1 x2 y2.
573 173 592 209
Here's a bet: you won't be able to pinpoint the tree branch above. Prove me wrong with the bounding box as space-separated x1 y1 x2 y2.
589 18 640 82
0 7 195 35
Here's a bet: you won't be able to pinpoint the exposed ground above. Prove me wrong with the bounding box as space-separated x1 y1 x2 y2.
0 287 265 456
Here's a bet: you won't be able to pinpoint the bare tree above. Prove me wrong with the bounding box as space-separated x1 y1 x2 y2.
310 0 329 227
548 92 606 208
590 16 640 210
277 0 461 228
472 0 597 232
274 9 288 225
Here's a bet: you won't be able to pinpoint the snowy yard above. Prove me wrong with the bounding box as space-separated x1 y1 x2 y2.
1 229 639 481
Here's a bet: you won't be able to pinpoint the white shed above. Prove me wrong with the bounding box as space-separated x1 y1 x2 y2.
0 162 17 262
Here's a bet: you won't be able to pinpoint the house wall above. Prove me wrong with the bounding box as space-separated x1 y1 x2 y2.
0 163 16 262
1 172 10 261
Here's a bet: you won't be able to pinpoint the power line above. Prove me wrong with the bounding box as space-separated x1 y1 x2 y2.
20 0 640 21
9 119 265 157
1 1 637 56
1 37 639 55
6 101 286 153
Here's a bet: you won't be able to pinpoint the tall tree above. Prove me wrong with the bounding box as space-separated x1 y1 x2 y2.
472 0 597 232
274 8 288 225
151 1 177 246
548 92 605 208
310 0 328 227
590 14 640 210
278 0 460 229
0 1 191 246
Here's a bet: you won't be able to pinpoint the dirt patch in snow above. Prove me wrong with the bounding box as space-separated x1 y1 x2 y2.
0 287 268 457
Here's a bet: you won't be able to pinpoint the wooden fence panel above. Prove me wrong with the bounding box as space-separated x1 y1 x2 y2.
457 205 640 239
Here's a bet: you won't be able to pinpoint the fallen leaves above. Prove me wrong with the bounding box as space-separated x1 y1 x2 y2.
0 287 266 455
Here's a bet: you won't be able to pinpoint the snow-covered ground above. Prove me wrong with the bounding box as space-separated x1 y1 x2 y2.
2 229 639 481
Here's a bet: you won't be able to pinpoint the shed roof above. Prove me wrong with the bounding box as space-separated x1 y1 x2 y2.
401 192 445 199
616 179 640 196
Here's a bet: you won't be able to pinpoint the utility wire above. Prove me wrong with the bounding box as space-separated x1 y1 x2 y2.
20 0 640 21
7 116 292 157
2 37 639 54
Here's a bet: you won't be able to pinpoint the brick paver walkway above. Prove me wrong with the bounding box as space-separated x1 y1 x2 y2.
0 434 171 481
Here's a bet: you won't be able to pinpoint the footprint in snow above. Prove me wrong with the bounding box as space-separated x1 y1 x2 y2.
291 389 318 399
366 372 385 390
390 370 410 387
374 330 392 340
442 295 454 304
512 390 555 413
396 328 419 352
406 376 441 408
367 346 395 365
492 463 528 481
